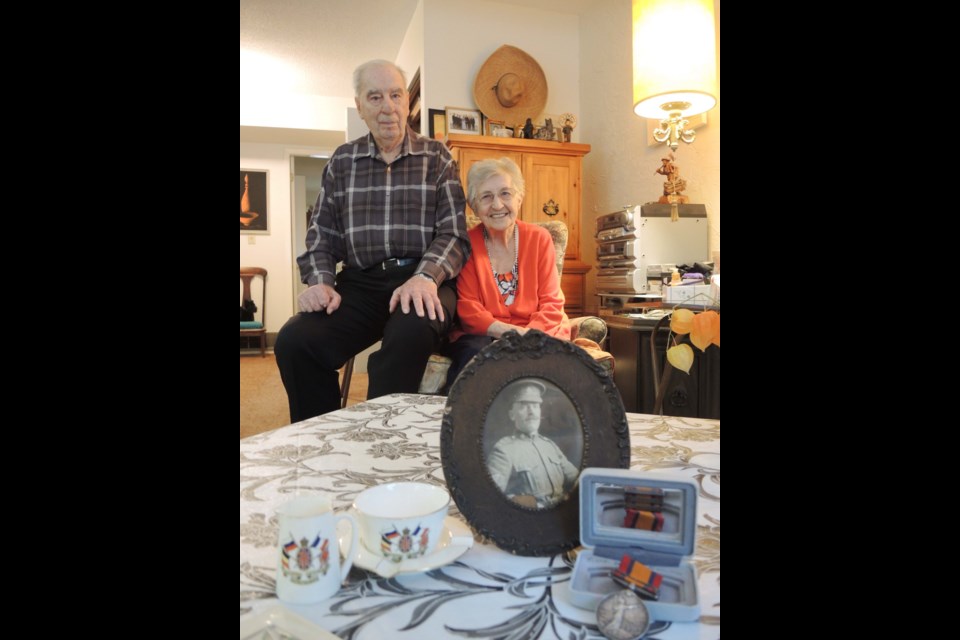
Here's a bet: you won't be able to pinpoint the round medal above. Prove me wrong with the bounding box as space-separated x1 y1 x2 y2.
596 590 651 640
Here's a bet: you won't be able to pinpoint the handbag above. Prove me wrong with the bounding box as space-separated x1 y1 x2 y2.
240 299 258 321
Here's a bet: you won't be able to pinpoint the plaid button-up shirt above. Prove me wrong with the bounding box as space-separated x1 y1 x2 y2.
299 128 470 286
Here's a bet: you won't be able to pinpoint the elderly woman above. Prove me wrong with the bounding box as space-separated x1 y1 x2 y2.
444 158 570 389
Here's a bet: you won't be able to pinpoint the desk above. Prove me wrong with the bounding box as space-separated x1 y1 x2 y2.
240 394 720 639
606 315 721 419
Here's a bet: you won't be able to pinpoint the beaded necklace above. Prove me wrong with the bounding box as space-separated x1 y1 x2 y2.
482 225 519 306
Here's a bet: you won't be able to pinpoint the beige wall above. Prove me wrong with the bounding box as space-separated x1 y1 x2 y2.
580 1 720 311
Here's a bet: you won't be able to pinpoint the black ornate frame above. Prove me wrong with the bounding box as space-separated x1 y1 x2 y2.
440 330 630 556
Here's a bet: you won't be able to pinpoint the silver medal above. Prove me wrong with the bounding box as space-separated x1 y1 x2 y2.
596 589 651 640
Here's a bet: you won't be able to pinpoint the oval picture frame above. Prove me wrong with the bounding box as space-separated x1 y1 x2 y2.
440 330 630 556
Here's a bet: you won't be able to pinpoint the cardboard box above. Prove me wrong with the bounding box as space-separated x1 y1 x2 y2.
664 284 713 305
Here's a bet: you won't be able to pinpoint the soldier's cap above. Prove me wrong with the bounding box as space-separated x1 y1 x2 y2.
509 380 546 404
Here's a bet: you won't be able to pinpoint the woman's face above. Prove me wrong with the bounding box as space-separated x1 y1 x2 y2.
475 173 521 234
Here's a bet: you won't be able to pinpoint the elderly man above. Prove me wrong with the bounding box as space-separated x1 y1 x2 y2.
275 59 470 422
487 381 580 508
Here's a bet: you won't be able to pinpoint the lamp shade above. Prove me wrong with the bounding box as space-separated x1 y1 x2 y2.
632 0 718 119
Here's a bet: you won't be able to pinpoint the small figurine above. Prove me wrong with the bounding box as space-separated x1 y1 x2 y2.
559 113 577 143
543 118 555 141
522 118 534 139
655 153 689 221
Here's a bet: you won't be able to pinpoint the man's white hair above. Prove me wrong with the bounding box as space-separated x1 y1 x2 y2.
353 60 407 97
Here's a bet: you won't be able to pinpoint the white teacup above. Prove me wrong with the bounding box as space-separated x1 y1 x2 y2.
275 495 358 604
353 482 450 562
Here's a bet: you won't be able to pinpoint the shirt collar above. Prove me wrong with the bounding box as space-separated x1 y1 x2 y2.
355 126 428 162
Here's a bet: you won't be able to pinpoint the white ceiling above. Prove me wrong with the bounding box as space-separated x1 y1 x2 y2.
240 0 597 98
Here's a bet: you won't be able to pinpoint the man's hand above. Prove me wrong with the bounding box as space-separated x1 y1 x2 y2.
298 283 340 314
389 275 444 321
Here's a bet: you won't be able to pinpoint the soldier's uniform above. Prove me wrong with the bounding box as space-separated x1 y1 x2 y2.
488 433 579 507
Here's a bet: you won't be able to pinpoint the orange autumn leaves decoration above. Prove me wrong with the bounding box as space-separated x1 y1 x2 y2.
666 309 720 374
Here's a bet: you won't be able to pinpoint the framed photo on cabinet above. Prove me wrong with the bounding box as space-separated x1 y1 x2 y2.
445 107 482 135
485 119 506 136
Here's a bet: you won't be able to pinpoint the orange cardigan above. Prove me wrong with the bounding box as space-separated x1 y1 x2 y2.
453 220 570 341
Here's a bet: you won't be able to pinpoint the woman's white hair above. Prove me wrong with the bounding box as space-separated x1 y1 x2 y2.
466 157 526 211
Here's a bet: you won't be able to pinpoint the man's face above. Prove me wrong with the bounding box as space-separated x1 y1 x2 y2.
355 64 409 149
509 397 542 435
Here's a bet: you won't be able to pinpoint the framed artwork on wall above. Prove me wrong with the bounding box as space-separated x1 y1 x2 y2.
240 169 269 234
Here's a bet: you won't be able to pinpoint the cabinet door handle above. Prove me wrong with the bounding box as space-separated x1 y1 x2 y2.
542 199 560 216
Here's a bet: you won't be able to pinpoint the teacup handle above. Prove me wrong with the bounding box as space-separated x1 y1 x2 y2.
337 513 359 581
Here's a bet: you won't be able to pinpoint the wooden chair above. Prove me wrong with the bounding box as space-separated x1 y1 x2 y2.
240 267 268 357
338 221 609 405
339 357 355 409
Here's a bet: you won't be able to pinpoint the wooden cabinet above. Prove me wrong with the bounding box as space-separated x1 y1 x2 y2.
446 133 592 315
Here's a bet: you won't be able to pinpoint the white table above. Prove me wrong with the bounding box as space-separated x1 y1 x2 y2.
240 394 720 639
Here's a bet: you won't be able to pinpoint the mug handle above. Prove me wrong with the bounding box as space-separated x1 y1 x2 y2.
337 513 359 581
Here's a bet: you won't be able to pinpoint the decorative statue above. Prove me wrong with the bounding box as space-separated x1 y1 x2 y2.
522 118 534 139
655 154 689 221
543 118 555 141
559 113 577 143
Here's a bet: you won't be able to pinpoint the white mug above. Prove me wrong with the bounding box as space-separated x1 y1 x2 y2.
353 482 449 562
275 495 358 604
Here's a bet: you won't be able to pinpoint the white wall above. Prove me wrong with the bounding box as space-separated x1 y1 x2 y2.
423 0 580 140
240 91 354 132
240 143 294 337
241 143 341 335
397 0 426 133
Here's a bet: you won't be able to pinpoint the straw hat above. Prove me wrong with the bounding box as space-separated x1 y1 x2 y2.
474 45 548 125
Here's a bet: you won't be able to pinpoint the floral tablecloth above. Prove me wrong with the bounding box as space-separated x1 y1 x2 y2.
240 394 719 639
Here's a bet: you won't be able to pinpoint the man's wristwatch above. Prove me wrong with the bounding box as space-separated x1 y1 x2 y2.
415 272 436 285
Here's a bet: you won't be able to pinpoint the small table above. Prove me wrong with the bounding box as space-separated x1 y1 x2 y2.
240 393 720 639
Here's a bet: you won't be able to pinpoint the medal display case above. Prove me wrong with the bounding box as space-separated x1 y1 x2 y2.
568 468 700 622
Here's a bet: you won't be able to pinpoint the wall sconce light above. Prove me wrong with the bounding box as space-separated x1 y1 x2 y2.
632 0 718 151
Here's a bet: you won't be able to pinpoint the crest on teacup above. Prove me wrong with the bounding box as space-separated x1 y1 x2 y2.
280 534 330 583
380 525 430 562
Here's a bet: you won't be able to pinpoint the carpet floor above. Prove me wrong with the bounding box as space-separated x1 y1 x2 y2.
239 352 367 439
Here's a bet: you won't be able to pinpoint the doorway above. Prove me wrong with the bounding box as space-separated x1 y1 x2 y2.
291 155 329 300
290 154 380 375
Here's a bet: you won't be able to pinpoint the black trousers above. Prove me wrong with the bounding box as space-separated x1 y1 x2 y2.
275 263 456 422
